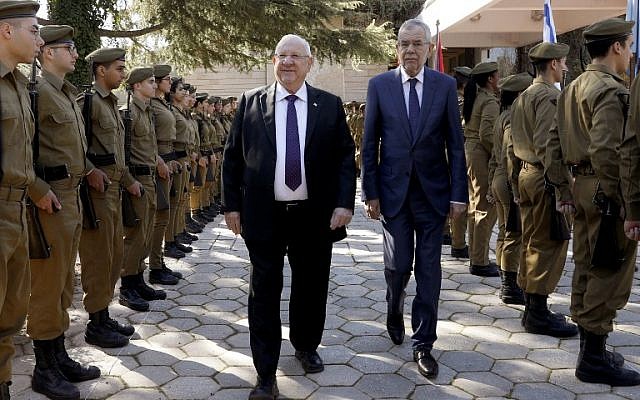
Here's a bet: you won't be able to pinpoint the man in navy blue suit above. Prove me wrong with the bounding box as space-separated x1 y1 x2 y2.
361 18 468 378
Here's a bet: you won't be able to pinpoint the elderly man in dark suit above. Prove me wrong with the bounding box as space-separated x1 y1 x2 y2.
222 34 356 400
361 18 468 378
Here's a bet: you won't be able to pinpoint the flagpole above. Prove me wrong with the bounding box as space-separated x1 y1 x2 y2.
436 19 440 71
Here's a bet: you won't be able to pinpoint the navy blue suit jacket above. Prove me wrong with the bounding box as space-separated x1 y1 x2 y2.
361 67 468 218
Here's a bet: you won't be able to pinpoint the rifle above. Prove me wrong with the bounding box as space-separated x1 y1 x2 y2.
591 185 625 270
26 59 51 259
544 176 571 241
122 90 140 227
505 183 521 233
80 80 100 229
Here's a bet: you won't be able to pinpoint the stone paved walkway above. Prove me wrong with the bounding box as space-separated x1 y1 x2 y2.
9 185 640 399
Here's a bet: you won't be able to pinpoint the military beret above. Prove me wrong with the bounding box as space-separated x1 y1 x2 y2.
498 72 533 92
221 97 232 106
85 47 126 64
0 1 39 20
471 62 498 76
153 64 171 78
206 96 217 104
231 96 237 101
453 66 472 78
40 25 74 46
583 18 634 43
187 85 196 94
126 67 153 85
528 42 569 61
195 92 209 102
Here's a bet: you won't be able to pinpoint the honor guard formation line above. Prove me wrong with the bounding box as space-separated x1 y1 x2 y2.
0 1 639 399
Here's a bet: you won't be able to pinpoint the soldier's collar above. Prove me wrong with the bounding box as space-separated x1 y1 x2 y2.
94 84 111 99
41 69 64 90
0 60 14 78
132 95 149 110
586 63 624 82
533 76 558 88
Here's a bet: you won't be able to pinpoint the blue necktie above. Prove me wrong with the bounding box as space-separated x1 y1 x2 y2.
409 78 420 139
285 95 302 191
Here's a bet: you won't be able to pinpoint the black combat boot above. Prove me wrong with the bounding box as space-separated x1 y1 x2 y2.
192 210 210 225
182 231 198 241
174 241 192 253
523 293 577 337
163 242 186 259
186 213 205 229
577 325 623 368
103 308 135 336
500 271 525 305
176 232 193 244
32 340 80 400
149 268 179 285
85 311 129 348
135 272 167 301
575 328 640 386
0 381 10 400
52 335 101 382
119 275 150 311
160 260 183 279
185 221 203 234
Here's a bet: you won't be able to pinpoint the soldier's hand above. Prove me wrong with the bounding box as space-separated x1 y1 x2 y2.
556 200 575 215
513 195 520 205
365 199 381 220
486 192 496 205
198 157 208 167
624 221 640 241
330 207 353 230
157 161 170 180
86 168 111 193
127 181 143 197
225 211 241 235
450 203 467 220
35 190 62 214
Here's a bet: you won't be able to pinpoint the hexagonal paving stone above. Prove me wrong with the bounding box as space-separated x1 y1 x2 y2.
355 374 414 398
461 326 511 342
492 359 550 383
411 385 473 399
349 352 404 373
277 375 318 399
341 321 386 336
452 371 513 397
439 350 494 372
319 344 357 364
527 348 577 369
147 331 194 348
549 368 610 394
345 335 393 353
121 365 177 387
137 348 186 366
307 365 363 386
451 312 495 326
158 318 200 332
476 341 530 360
511 382 575 400
308 386 371 400
173 356 226 376
190 324 235 340
106 388 168 400
161 376 219 399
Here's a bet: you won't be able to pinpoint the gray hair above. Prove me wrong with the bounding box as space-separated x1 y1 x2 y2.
275 34 312 56
398 19 432 43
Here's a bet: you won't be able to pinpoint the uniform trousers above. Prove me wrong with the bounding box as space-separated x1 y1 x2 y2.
28 181 82 340
244 201 333 379
167 158 188 241
149 176 171 269
79 173 123 313
122 175 156 277
517 165 568 294
492 172 521 272
465 141 496 266
571 175 637 334
0 191 29 383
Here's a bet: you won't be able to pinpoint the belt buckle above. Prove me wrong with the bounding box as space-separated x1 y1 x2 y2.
285 202 296 211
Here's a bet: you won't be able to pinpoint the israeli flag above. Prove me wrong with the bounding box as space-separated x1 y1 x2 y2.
543 0 557 43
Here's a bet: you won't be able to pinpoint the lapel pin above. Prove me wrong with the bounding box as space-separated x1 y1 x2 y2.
313 102 318 107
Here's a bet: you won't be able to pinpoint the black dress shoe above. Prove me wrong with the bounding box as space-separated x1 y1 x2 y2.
469 262 500 277
295 350 324 373
149 268 179 285
249 376 278 400
413 348 438 378
451 245 469 259
386 313 405 345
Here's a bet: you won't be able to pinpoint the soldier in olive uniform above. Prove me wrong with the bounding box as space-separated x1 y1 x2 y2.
189 93 212 224
487 73 531 305
0 2 43 397
211 97 227 206
353 103 365 174
79 47 137 350
27 25 102 399
546 18 639 386
148 64 184 281
119 68 170 312
510 42 577 337
446 66 471 258
201 97 219 218
463 62 500 276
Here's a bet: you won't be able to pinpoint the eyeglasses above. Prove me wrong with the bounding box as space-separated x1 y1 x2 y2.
398 41 427 50
274 54 309 61
49 44 78 56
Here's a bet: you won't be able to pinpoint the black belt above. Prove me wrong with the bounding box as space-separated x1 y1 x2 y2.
128 165 153 176
35 164 70 182
160 151 176 162
570 162 595 176
275 200 308 211
521 161 543 170
88 153 116 167
175 150 188 158
200 149 213 156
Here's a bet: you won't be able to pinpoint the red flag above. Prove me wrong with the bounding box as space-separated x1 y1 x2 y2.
435 30 444 73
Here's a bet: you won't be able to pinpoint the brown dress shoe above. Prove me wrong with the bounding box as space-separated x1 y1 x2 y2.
413 348 438 378
248 376 278 399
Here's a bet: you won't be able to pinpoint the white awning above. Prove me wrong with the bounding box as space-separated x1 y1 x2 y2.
420 0 627 48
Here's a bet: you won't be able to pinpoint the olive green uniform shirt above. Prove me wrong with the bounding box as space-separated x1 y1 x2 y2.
0 61 35 189
127 97 157 167
151 97 176 156
464 86 499 153
172 106 189 152
546 64 627 205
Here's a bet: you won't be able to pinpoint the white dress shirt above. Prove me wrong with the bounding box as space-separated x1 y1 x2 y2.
274 82 309 201
400 66 424 116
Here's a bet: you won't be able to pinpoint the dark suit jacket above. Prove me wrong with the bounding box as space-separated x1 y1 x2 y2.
222 82 356 242
361 67 468 218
